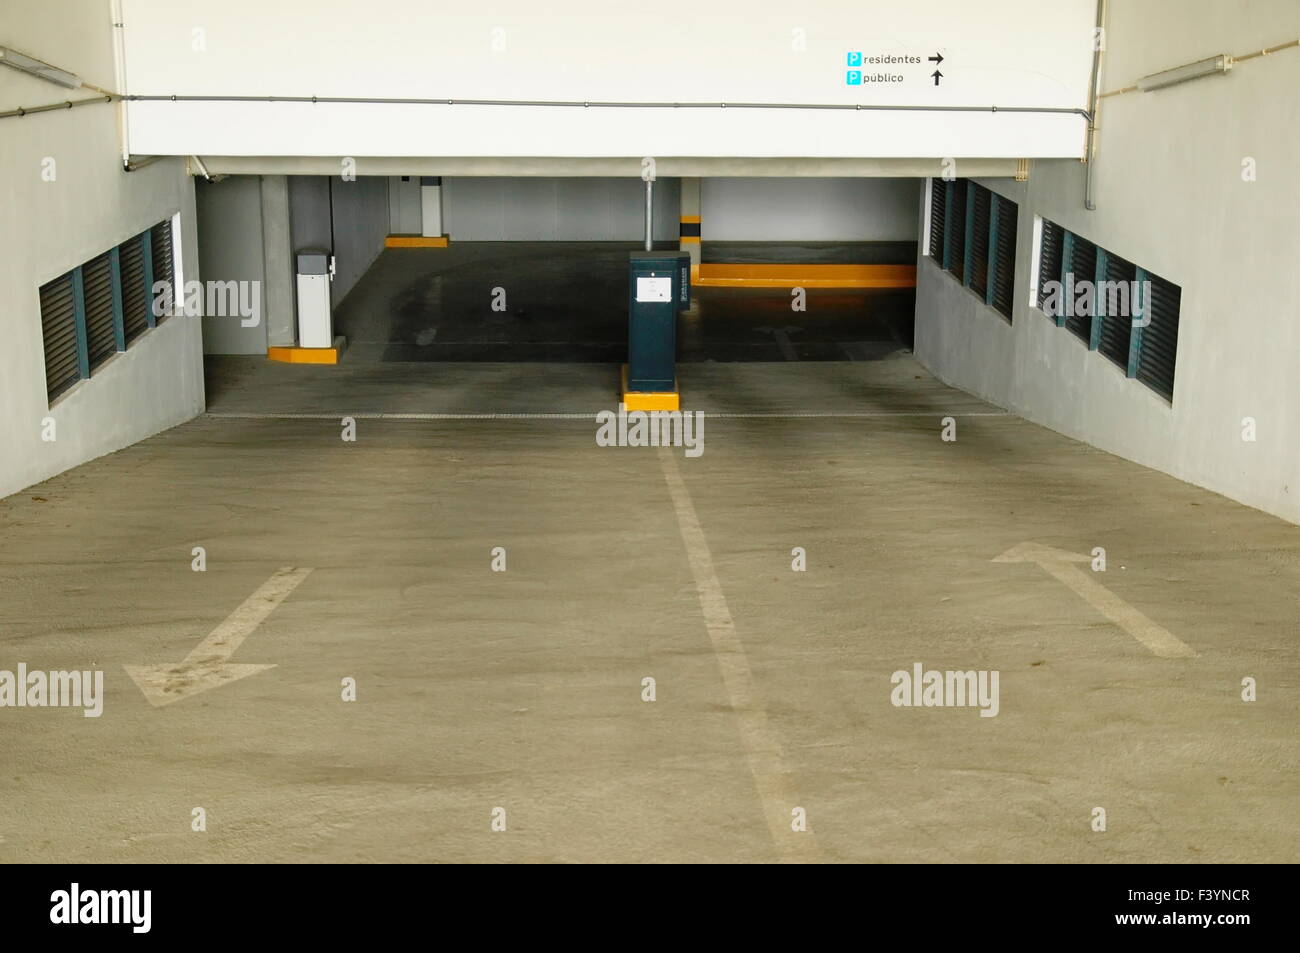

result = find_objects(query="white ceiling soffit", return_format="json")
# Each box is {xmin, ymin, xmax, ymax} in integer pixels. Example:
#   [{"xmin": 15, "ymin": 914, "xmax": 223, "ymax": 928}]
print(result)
[
  {"xmin": 119, "ymin": 0, "xmax": 1095, "ymax": 160},
  {"xmin": 180, "ymin": 156, "xmax": 1026, "ymax": 178}
]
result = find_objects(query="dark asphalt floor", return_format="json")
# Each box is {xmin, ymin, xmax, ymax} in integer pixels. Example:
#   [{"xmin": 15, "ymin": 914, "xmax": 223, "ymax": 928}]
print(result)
[{"xmin": 333, "ymin": 242, "xmax": 916, "ymax": 363}]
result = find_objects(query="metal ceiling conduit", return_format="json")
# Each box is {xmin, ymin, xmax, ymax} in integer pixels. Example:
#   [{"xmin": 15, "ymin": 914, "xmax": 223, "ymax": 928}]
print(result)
[
  {"xmin": 123, "ymin": 93, "xmax": 1090, "ymax": 117},
  {"xmin": 1083, "ymin": 0, "xmax": 1107, "ymax": 211},
  {"xmin": 0, "ymin": 44, "xmax": 119, "ymax": 119},
  {"xmin": 0, "ymin": 94, "xmax": 115, "ymax": 120}
]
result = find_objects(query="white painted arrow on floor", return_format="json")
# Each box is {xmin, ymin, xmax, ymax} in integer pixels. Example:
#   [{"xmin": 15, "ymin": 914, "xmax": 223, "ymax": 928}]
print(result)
[
  {"xmin": 993, "ymin": 543, "xmax": 1196, "ymax": 658},
  {"xmin": 125, "ymin": 567, "xmax": 313, "ymax": 707}
]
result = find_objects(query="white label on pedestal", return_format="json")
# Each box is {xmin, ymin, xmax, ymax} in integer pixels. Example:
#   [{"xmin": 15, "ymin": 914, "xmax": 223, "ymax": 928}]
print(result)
[{"xmin": 636, "ymin": 276, "xmax": 672, "ymax": 302}]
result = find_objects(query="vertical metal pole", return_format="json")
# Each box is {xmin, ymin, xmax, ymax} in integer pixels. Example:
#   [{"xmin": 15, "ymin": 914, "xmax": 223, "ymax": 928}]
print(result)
[
  {"xmin": 644, "ymin": 179, "xmax": 654, "ymax": 251},
  {"xmin": 1084, "ymin": 0, "xmax": 1108, "ymax": 210}
]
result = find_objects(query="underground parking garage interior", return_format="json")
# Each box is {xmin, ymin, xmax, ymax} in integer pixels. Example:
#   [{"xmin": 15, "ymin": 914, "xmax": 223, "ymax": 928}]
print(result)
[{"xmin": 1, "ymin": 0, "xmax": 1298, "ymax": 892}]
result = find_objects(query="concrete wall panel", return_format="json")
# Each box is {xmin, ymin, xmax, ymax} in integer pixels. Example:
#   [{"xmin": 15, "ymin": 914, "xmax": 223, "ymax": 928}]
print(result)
[
  {"xmin": 444, "ymin": 177, "xmax": 679, "ymax": 241},
  {"xmin": 702, "ymin": 177, "xmax": 919, "ymax": 241},
  {"xmin": 913, "ymin": 0, "xmax": 1300, "ymax": 524},
  {"xmin": 0, "ymin": 0, "xmax": 205, "ymax": 499}
]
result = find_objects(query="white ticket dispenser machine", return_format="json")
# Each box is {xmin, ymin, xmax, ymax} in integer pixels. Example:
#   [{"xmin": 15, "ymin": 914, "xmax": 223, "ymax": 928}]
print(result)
[{"xmin": 296, "ymin": 249, "xmax": 335, "ymax": 348}]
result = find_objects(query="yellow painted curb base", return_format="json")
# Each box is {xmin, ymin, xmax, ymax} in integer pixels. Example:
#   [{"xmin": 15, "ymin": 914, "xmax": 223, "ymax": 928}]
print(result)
[
  {"xmin": 268, "ymin": 345, "xmax": 341, "ymax": 365},
  {"xmin": 694, "ymin": 262, "xmax": 916, "ymax": 289},
  {"xmin": 621, "ymin": 365, "xmax": 680, "ymax": 411},
  {"xmin": 385, "ymin": 235, "xmax": 449, "ymax": 248}
]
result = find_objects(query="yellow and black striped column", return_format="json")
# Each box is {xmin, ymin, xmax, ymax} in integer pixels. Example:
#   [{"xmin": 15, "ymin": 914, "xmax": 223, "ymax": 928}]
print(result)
[{"xmin": 678, "ymin": 177, "xmax": 701, "ymax": 283}]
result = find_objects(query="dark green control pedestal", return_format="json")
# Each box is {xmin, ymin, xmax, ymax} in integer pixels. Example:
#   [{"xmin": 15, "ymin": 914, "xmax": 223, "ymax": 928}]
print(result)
[{"xmin": 627, "ymin": 251, "xmax": 690, "ymax": 393}]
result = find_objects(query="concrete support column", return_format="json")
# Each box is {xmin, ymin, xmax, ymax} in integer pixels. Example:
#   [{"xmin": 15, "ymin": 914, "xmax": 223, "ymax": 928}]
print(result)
[
  {"xmin": 388, "ymin": 175, "xmax": 423, "ymax": 235},
  {"xmin": 260, "ymin": 175, "xmax": 295, "ymax": 347},
  {"xmin": 678, "ymin": 176, "xmax": 701, "ymax": 278},
  {"xmin": 420, "ymin": 176, "xmax": 443, "ymax": 238}
]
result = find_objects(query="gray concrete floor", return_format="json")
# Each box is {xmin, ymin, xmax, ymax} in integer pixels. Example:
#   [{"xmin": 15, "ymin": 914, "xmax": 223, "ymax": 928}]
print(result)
[{"xmin": 1, "ymin": 356, "xmax": 1296, "ymax": 863}]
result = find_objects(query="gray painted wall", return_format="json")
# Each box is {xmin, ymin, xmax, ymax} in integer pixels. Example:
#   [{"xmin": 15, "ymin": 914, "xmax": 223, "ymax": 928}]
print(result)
[
  {"xmin": 702, "ymin": 177, "xmax": 920, "ymax": 241},
  {"xmin": 195, "ymin": 177, "xmax": 268, "ymax": 354},
  {"xmin": 288, "ymin": 175, "xmax": 389, "ymax": 309},
  {"xmin": 329, "ymin": 177, "xmax": 389, "ymax": 303},
  {"xmin": 444, "ymin": 177, "xmax": 680, "ymax": 241},
  {"xmin": 0, "ymin": 0, "xmax": 204, "ymax": 500},
  {"xmin": 194, "ymin": 174, "xmax": 388, "ymax": 351},
  {"xmin": 913, "ymin": 0, "xmax": 1300, "ymax": 525},
  {"xmin": 289, "ymin": 176, "xmax": 331, "ymax": 250}
]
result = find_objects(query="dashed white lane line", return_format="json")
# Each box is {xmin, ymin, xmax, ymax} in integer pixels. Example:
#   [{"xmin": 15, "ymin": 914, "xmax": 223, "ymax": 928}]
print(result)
[{"xmin": 657, "ymin": 446, "xmax": 821, "ymax": 862}]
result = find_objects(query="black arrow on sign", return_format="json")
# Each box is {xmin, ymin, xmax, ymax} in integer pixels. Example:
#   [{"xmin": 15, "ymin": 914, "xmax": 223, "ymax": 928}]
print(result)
[
  {"xmin": 931, "ymin": 70, "xmax": 943, "ymax": 86},
  {"xmin": 928, "ymin": 53, "xmax": 944, "ymax": 65}
]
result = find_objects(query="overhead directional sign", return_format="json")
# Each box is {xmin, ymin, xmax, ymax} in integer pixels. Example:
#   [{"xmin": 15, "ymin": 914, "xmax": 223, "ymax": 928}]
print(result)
[{"xmin": 845, "ymin": 49, "xmax": 947, "ymax": 87}]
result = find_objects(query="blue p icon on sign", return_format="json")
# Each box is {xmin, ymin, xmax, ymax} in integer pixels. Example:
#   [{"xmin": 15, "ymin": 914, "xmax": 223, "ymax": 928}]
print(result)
[
  {"xmin": 846, "ymin": 70, "xmax": 862, "ymax": 85},
  {"xmin": 847, "ymin": 51, "xmax": 862, "ymax": 67}
]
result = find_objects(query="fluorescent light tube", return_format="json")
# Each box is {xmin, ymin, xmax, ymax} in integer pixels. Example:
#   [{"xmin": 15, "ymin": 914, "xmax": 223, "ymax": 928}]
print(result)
[
  {"xmin": 1137, "ymin": 55, "xmax": 1233, "ymax": 92},
  {"xmin": 0, "ymin": 46, "xmax": 82, "ymax": 88}
]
